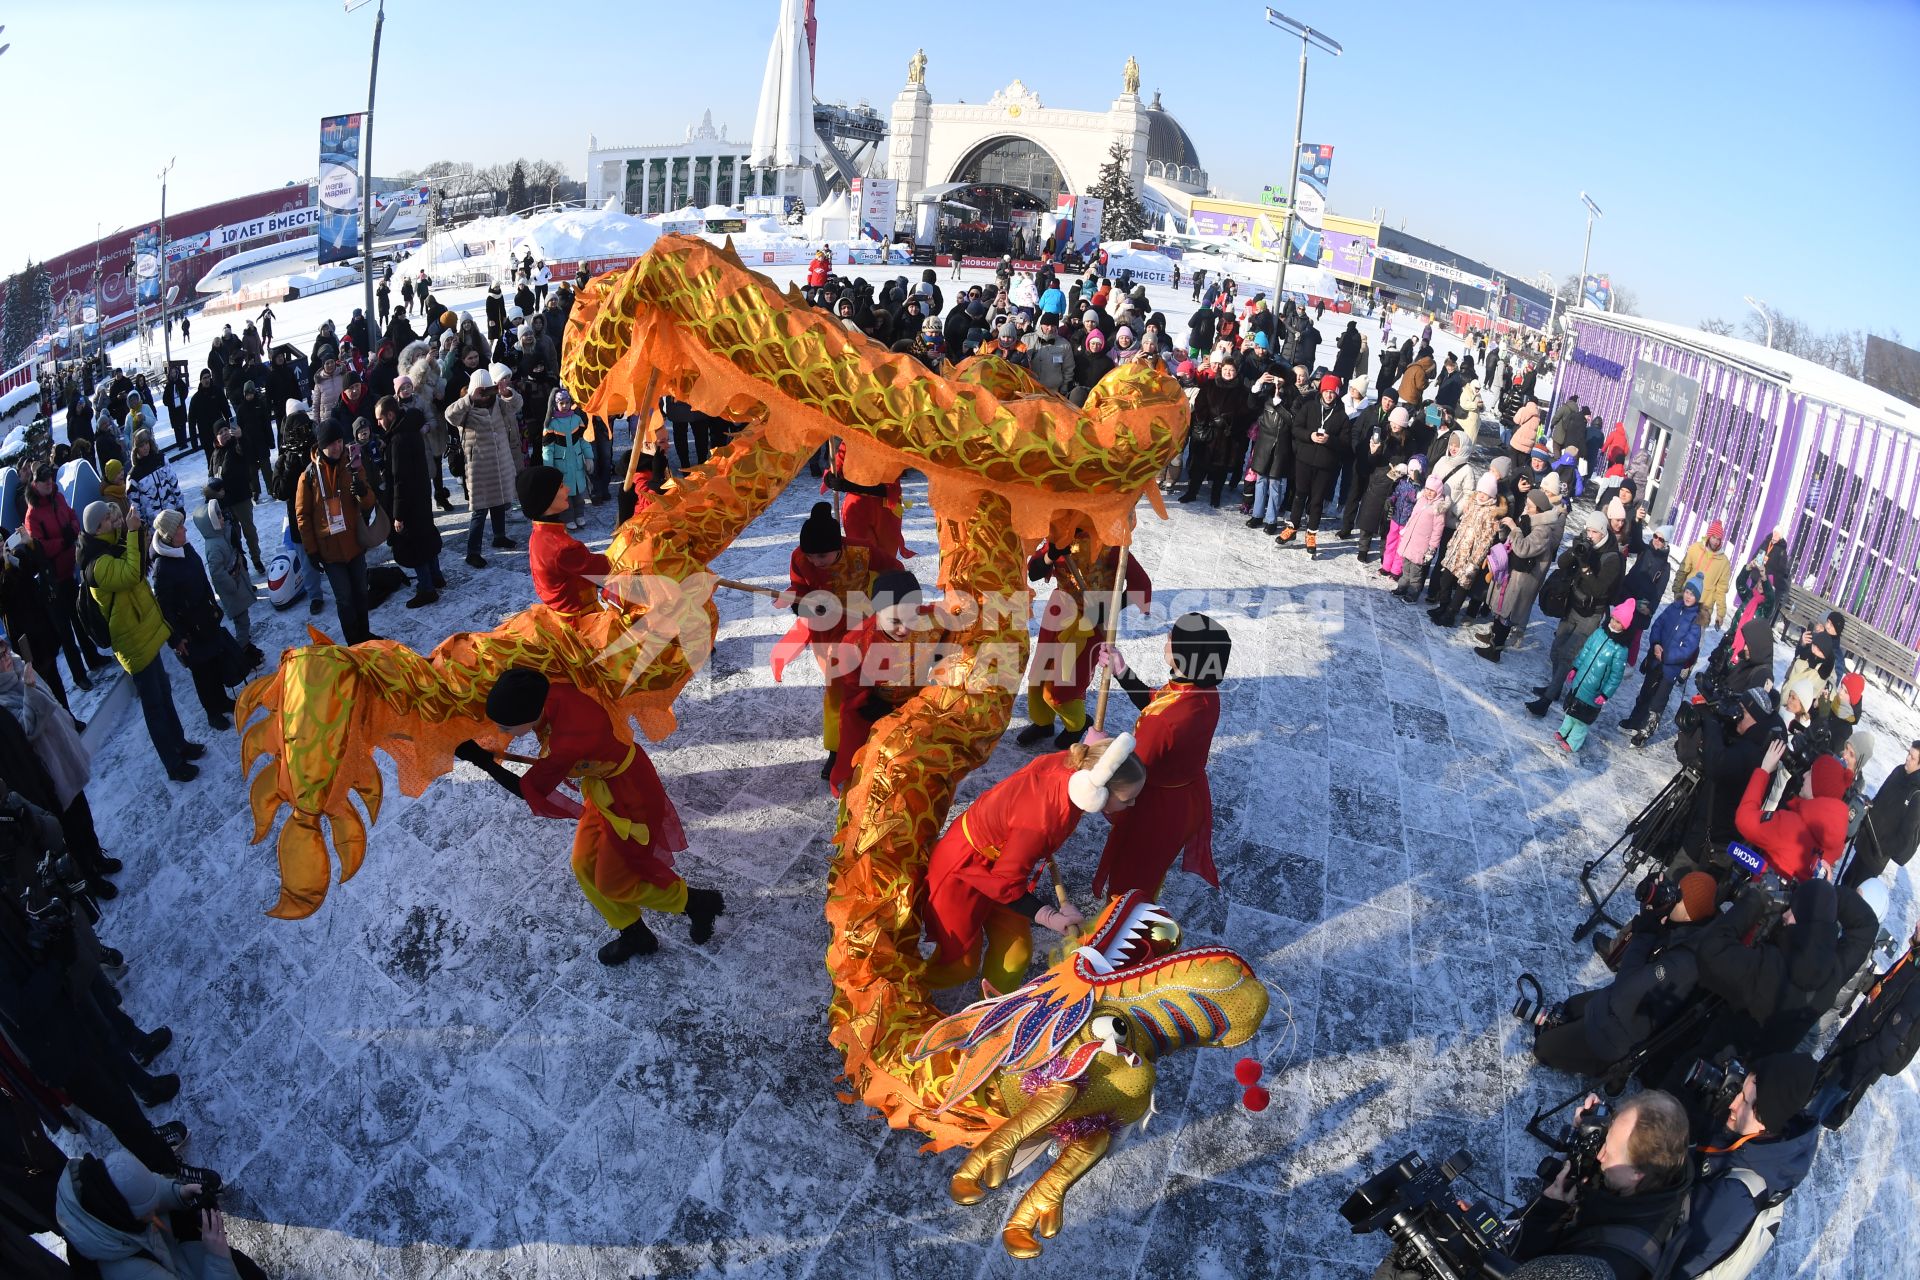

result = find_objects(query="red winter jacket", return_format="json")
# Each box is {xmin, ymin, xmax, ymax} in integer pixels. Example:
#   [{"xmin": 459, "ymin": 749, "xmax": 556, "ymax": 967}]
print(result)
[
  {"xmin": 26, "ymin": 490, "xmax": 82, "ymax": 581},
  {"xmin": 1734, "ymin": 757, "xmax": 1853, "ymax": 880}
]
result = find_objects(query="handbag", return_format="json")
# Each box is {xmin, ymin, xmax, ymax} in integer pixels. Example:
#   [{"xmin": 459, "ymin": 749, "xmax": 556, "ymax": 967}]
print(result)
[{"xmin": 357, "ymin": 496, "xmax": 391, "ymax": 551}]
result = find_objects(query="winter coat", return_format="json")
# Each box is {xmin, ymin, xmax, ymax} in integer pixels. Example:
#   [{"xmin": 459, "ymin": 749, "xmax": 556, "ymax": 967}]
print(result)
[
  {"xmin": 1396, "ymin": 355, "xmax": 1436, "ymax": 404},
  {"xmin": 79, "ymin": 531, "xmax": 169, "ymax": 675},
  {"xmin": 126, "ymin": 451, "xmax": 184, "ymax": 524},
  {"xmin": 1356, "ymin": 467, "xmax": 1399, "ymax": 536},
  {"xmin": 295, "ymin": 451, "xmax": 369, "ymax": 567},
  {"xmin": 1388, "ymin": 477, "xmax": 1422, "ymax": 528},
  {"xmin": 1726, "ymin": 616, "xmax": 1774, "ymax": 693},
  {"xmin": 1291, "ymin": 396, "xmax": 1349, "ymax": 472},
  {"xmin": 541, "ymin": 416, "xmax": 592, "ymax": 496},
  {"xmin": 24, "ymin": 489, "xmax": 83, "ymax": 581},
  {"xmin": 1573, "ymin": 923, "xmax": 1706, "ymax": 1069},
  {"xmin": 1561, "ymin": 534, "xmax": 1626, "ymax": 619},
  {"xmin": 385, "ymin": 408, "xmax": 444, "ymax": 569},
  {"xmin": 1396, "ymin": 491, "xmax": 1445, "ymax": 568},
  {"xmin": 1247, "ymin": 392, "xmax": 1297, "ymax": 479},
  {"xmin": 1509, "ymin": 401, "xmax": 1542, "ymax": 453},
  {"xmin": 1644, "ymin": 599, "xmax": 1702, "ymax": 681},
  {"xmin": 54, "ymin": 1162, "xmax": 243, "ymax": 1280},
  {"xmin": 1455, "ymin": 379, "xmax": 1484, "ymax": 442},
  {"xmin": 1549, "ymin": 402, "xmax": 1585, "ymax": 454},
  {"xmin": 1566, "ymin": 623, "xmax": 1628, "ymax": 706},
  {"xmin": 445, "ymin": 386, "xmax": 522, "ymax": 511},
  {"xmin": 1442, "ymin": 492, "xmax": 1500, "ymax": 582},
  {"xmin": 1675, "ymin": 540, "xmax": 1733, "ymax": 628},
  {"xmin": 1622, "ymin": 546, "xmax": 1674, "ymax": 631},
  {"xmin": 1189, "ymin": 376, "xmax": 1257, "ymax": 466},
  {"xmin": 1430, "ymin": 451, "xmax": 1475, "ymax": 529},
  {"xmin": 1332, "ymin": 326, "xmax": 1361, "ymax": 379},
  {"xmin": 1822, "ymin": 946, "xmax": 1920, "ymax": 1129},
  {"xmin": 191, "ymin": 506, "xmax": 254, "ymax": 621},
  {"xmin": 1696, "ymin": 883, "xmax": 1837, "ymax": 1045},
  {"xmin": 1677, "ymin": 1116, "xmax": 1819, "ymax": 1278},
  {"xmin": 187, "ymin": 386, "xmax": 230, "ymax": 438},
  {"xmin": 150, "ymin": 540, "xmax": 226, "ymax": 659}
]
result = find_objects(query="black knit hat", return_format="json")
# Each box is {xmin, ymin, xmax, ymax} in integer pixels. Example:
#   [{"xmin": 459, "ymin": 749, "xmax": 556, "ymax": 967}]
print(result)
[
  {"xmin": 1169, "ymin": 612, "xmax": 1231, "ymax": 686},
  {"xmin": 485, "ymin": 668, "xmax": 550, "ymax": 727},
  {"xmin": 316, "ymin": 418, "xmax": 349, "ymax": 448},
  {"xmin": 800, "ymin": 501, "xmax": 842, "ymax": 554},
  {"xmin": 1750, "ymin": 1052, "xmax": 1817, "ymax": 1130},
  {"xmin": 870, "ymin": 569, "xmax": 922, "ymax": 613},
  {"xmin": 516, "ymin": 464, "xmax": 564, "ymax": 521}
]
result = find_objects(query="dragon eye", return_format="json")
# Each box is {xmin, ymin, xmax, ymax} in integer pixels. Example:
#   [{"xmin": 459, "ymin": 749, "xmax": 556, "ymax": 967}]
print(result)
[{"xmin": 1091, "ymin": 1014, "xmax": 1126, "ymax": 1041}]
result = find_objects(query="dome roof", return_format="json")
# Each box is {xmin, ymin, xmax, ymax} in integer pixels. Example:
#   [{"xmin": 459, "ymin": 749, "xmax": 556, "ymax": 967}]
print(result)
[{"xmin": 1144, "ymin": 91, "xmax": 1200, "ymax": 170}]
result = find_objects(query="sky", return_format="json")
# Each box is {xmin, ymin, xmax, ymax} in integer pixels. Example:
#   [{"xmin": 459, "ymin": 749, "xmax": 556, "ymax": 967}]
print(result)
[{"xmin": 2, "ymin": 0, "xmax": 1916, "ymax": 337}]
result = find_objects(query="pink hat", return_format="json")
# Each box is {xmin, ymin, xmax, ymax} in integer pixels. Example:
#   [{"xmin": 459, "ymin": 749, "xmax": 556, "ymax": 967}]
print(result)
[
  {"xmin": 1423, "ymin": 474, "xmax": 1444, "ymax": 493},
  {"xmin": 1608, "ymin": 599, "xmax": 1637, "ymax": 629},
  {"xmin": 1476, "ymin": 472, "xmax": 1500, "ymax": 497},
  {"xmin": 1605, "ymin": 498, "xmax": 1626, "ymax": 521}
]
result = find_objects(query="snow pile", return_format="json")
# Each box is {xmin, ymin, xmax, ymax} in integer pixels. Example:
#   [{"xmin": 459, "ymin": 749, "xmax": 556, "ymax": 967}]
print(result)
[{"xmin": 0, "ymin": 379, "xmax": 40, "ymax": 419}]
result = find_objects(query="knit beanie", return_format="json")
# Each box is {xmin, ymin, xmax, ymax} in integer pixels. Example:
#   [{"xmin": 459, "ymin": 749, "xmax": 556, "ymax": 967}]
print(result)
[
  {"xmin": 1317, "ymin": 373, "xmax": 1339, "ymax": 393},
  {"xmin": 1542, "ymin": 472, "xmax": 1564, "ymax": 496},
  {"xmin": 870, "ymin": 569, "xmax": 922, "ymax": 614},
  {"xmin": 1841, "ymin": 672, "xmax": 1865, "ymax": 706},
  {"xmin": 1388, "ymin": 406, "xmax": 1409, "ymax": 428},
  {"xmin": 1683, "ymin": 573, "xmax": 1705, "ymax": 599},
  {"xmin": 799, "ymin": 501, "xmax": 842, "ymax": 554},
  {"xmin": 1475, "ymin": 471, "xmax": 1500, "ymax": 498},
  {"xmin": 1423, "ymin": 473, "xmax": 1443, "ymax": 493},
  {"xmin": 317, "ymin": 418, "xmax": 348, "ymax": 448},
  {"xmin": 1809, "ymin": 754, "xmax": 1853, "ymax": 800},
  {"xmin": 1750, "ymin": 1052, "xmax": 1818, "ymax": 1130},
  {"xmin": 1676, "ymin": 871, "xmax": 1718, "ymax": 923},
  {"xmin": 1168, "ymin": 612, "xmax": 1231, "ymax": 687},
  {"xmin": 516, "ymin": 465, "xmax": 565, "ymax": 521},
  {"xmin": 1527, "ymin": 488, "xmax": 1552, "ymax": 513},
  {"xmin": 1605, "ymin": 497, "xmax": 1626, "ymax": 521},
  {"xmin": 1608, "ymin": 599, "xmax": 1636, "ymax": 630},
  {"xmin": 103, "ymin": 459, "xmax": 123, "ymax": 484},
  {"xmin": 485, "ymin": 668, "xmax": 550, "ymax": 727},
  {"xmin": 1784, "ymin": 674, "xmax": 1824, "ymax": 713},
  {"xmin": 151, "ymin": 509, "xmax": 185, "ymax": 542},
  {"xmin": 1851, "ymin": 730, "xmax": 1876, "ymax": 772},
  {"xmin": 81, "ymin": 500, "xmax": 114, "ymax": 534}
]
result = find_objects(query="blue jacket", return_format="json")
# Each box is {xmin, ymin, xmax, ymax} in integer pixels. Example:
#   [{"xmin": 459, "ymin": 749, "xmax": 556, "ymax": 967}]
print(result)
[
  {"xmin": 1645, "ymin": 598, "xmax": 1703, "ymax": 681},
  {"xmin": 1568, "ymin": 625, "xmax": 1628, "ymax": 706},
  {"xmin": 1677, "ymin": 1116, "xmax": 1820, "ymax": 1277}
]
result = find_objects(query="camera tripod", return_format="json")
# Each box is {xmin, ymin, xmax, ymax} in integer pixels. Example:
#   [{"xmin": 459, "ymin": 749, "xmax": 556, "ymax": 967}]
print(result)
[
  {"xmin": 1526, "ymin": 993, "xmax": 1723, "ymax": 1154},
  {"xmin": 1572, "ymin": 767, "xmax": 1700, "ymax": 943}
]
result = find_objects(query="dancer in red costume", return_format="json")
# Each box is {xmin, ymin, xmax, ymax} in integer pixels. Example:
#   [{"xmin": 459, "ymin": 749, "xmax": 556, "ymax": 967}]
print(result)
[
  {"xmin": 1090, "ymin": 612, "xmax": 1231, "ymax": 898},
  {"xmin": 477, "ymin": 668, "xmax": 725, "ymax": 965},
  {"xmin": 771, "ymin": 502, "xmax": 879, "ymax": 780},
  {"xmin": 922, "ymin": 734, "xmax": 1145, "ymax": 994},
  {"xmin": 1016, "ymin": 531, "xmax": 1151, "ymax": 750},
  {"xmin": 517, "ymin": 465, "xmax": 609, "ymax": 617},
  {"xmin": 827, "ymin": 569, "xmax": 940, "ymax": 796}
]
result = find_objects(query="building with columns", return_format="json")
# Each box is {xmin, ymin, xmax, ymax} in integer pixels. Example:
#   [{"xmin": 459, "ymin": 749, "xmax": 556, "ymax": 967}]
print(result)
[
  {"xmin": 886, "ymin": 52, "xmax": 1208, "ymax": 224},
  {"xmin": 585, "ymin": 112, "xmax": 786, "ymax": 215}
]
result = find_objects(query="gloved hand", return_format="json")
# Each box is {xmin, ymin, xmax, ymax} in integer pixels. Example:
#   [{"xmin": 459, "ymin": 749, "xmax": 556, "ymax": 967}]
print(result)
[{"xmin": 1594, "ymin": 694, "xmax": 1606, "ymax": 706}]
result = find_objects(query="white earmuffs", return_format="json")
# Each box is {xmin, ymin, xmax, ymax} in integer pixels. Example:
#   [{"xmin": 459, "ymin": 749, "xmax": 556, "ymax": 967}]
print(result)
[{"xmin": 1068, "ymin": 732, "xmax": 1137, "ymax": 813}]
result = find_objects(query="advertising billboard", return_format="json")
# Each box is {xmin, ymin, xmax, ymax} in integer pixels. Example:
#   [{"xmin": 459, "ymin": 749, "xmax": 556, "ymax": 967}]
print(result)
[
  {"xmin": 1073, "ymin": 195, "xmax": 1104, "ymax": 255},
  {"xmin": 1289, "ymin": 144, "xmax": 1333, "ymax": 268},
  {"xmin": 1323, "ymin": 229, "xmax": 1375, "ymax": 280},
  {"xmin": 317, "ymin": 113, "xmax": 364, "ymax": 265},
  {"xmin": 850, "ymin": 177, "xmax": 898, "ymax": 242},
  {"xmin": 131, "ymin": 230, "xmax": 161, "ymax": 305},
  {"xmin": 1583, "ymin": 273, "xmax": 1611, "ymax": 310},
  {"xmin": 1188, "ymin": 197, "xmax": 1287, "ymax": 245}
]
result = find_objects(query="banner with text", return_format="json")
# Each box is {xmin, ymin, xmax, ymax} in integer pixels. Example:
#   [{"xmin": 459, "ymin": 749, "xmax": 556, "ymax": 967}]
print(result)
[
  {"xmin": 317, "ymin": 113, "xmax": 365, "ymax": 265},
  {"xmin": 1073, "ymin": 194, "xmax": 1104, "ymax": 256},
  {"xmin": 132, "ymin": 230, "xmax": 161, "ymax": 305},
  {"xmin": 1583, "ymin": 273, "xmax": 1611, "ymax": 310},
  {"xmin": 1289, "ymin": 144, "xmax": 1333, "ymax": 268},
  {"xmin": 850, "ymin": 177, "xmax": 899, "ymax": 242}
]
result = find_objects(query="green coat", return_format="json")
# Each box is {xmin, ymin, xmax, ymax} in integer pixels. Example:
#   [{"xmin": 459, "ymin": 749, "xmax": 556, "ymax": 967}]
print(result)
[{"xmin": 82, "ymin": 530, "xmax": 170, "ymax": 674}]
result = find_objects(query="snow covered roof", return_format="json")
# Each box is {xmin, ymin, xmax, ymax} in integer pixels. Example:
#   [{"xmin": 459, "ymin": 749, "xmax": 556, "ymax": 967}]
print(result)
[{"xmin": 1572, "ymin": 309, "xmax": 1919, "ymax": 436}]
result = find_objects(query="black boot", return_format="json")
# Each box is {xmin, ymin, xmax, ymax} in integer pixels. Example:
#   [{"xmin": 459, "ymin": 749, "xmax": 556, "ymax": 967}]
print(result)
[
  {"xmin": 1053, "ymin": 724, "xmax": 1087, "ymax": 750},
  {"xmin": 685, "ymin": 887, "xmax": 725, "ymax": 944},
  {"xmin": 818, "ymin": 751, "xmax": 835, "ymax": 780},
  {"xmin": 134, "ymin": 1027, "xmax": 173, "ymax": 1067},
  {"xmin": 1356, "ymin": 533, "xmax": 1373, "ymax": 563},
  {"xmin": 597, "ymin": 920, "xmax": 659, "ymax": 965},
  {"xmin": 1014, "ymin": 723, "xmax": 1054, "ymax": 747},
  {"xmin": 1524, "ymin": 692, "xmax": 1555, "ymax": 718},
  {"xmin": 1474, "ymin": 619, "xmax": 1511, "ymax": 662}
]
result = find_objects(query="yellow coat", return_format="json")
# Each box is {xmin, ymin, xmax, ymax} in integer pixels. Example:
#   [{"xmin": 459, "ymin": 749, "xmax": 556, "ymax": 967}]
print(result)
[{"xmin": 1674, "ymin": 541, "xmax": 1732, "ymax": 628}]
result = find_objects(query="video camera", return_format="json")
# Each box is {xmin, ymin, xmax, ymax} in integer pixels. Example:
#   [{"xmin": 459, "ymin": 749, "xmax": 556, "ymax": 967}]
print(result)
[
  {"xmin": 1722, "ymin": 847, "xmax": 1797, "ymax": 940},
  {"xmin": 1534, "ymin": 1100, "xmax": 1612, "ymax": 1190},
  {"xmin": 1341, "ymin": 1149, "xmax": 1517, "ymax": 1280}
]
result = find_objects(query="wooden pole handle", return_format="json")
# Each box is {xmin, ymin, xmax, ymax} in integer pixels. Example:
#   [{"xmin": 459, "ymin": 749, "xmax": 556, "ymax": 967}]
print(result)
[
  {"xmin": 620, "ymin": 368, "xmax": 663, "ymax": 493},
  {"xmin": 713, "ymin": 577, "xmax": 782, "ymax": 599},
  {"xmin": 1090, "ymin": 544, "xmax": 1131, "ymax": 734}
]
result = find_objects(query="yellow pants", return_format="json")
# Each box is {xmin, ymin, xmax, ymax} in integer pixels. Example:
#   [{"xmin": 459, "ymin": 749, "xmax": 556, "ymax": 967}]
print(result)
[
  {"xmin": 925, "ymin": 907, "xmax": 1033, "ymax": 996},
  {"xmin": 822, "ymin": 682, "xmax": 845, "ymax": 753},
  {"xmin": 571, "ymin": 839, "xmax": 688, "ymax": 930},
  {"xmin": 1027, "ymin": 624, "xmax": 1090, "ymax": 732}
]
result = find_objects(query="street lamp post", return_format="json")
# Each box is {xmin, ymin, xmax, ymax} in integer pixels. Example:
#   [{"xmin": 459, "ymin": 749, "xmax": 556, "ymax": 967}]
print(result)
[
  {"xmin": 158, "ymin": 158, "xmax": 175, "ymax": 384},
  {"xmin": 347, "ymin": 0, "xmax": 386, "ymax": 356},
  {"xmin": 1546, "ymin": 192, "xmax": 1602, "ymax": 338},
  {"xmin": 1264, "ymin": 9, "xmax": 1342, "ymax": 302},
  {"xmin": 1743, "ymin": 295, "xmax": 1775, "ymax": 349}
]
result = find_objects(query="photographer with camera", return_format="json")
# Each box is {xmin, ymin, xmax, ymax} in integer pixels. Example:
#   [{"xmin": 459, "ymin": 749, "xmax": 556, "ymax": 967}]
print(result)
[
  {"xmin": 1673, "ymin": 1053, "xmax": 1820, "ymax": 1279},
  {"xmin": 55, "ymin": 1151, "xmax": 261, "ymax": 1279},
  {"xmin": 1533, "ymin": 874, "xmax": 1719, "ymax": 1079},
  {"xmin": 1674, "ymin": 689, "xmax": 1776, "ymax": 870},
  {"xmin": 1512, "ymin": 1091, "xmax": 1694, "ymax": 1280},
  {"xmin": 1526, "ymin": 509, "xmax": 1626, "ymax": 719},
  {"xmin": 1733, "ymin": 742, "xmax": 1851, "ymax": 881},
  {"xmin": 1842, "ymin": 738, "xmax": 1920, "ymax": 890}
]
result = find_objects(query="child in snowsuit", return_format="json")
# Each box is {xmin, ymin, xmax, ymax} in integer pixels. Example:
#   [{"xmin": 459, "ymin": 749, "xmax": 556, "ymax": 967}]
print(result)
[
  {"xmin": 1391, "ymin": 474, "xmax": 1445, "ymax": 601},
  {"xmin": 541, "ymin": 389, "xmax": 591, "ymax": 530},
  {"xmin": 1379, "ymin": 455, "xmax": 1425, "ymax": 577},
  {"xmin": 1554, "ymin": 599, "xmax": 1634, "ymax": 754}
]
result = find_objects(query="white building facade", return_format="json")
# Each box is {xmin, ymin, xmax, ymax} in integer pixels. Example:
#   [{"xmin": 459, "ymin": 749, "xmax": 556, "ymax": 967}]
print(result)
[{"xmin": 585, "ymin": 113, "xmax": 785, "ymax": 215}]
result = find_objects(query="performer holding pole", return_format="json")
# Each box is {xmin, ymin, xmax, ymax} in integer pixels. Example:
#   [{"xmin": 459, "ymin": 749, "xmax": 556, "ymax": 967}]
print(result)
[
  {"xmin": 826, "ymin": 569, "xmax": 936, "ymax": 796},
  {"xmin": 1016, "ymin": 529, "xmax": 1151, "ymax": 750},
  {"xmin": 1090, "ymin": 613, "xmax": 1231, "ymax": 898},
  {"xmin": 518, "ymin": 464, "xmax": 610, "ymax": 618},
  {"xmin": 770, "ymin": 502, "xmax": 881, "ymax": 780},
  {"xmin": 922, "ymin": 735, "xmax": 1145, "ymax": 994},
  {"xmin": 473, "ymin": 668, "xmax": 725, "ymax": 965}
]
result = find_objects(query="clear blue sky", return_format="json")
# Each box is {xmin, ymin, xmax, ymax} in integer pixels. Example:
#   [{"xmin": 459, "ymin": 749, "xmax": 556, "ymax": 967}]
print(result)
[{"xmin": 2, "ymin": 0, "xmax": 1914, "ymax": 336}]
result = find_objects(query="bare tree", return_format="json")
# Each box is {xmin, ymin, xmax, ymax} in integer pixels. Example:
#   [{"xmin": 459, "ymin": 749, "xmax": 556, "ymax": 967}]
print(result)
[{"xmin": 1699, "ymin": 317, "xmax": 1737, "ymax": 337}]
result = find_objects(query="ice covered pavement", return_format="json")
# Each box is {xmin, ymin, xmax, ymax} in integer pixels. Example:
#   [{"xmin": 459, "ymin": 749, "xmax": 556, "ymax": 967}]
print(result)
[{"xmin": 69, "ymin": 287, "xmax": 1916, "ymax": 1279}]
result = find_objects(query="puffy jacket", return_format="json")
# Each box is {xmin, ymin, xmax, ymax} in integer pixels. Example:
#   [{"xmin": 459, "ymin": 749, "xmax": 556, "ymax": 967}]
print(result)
[
  {"xmin": 79, "ymin": 530, "xmax": 169, "ymax": 674},
  {"xmin": 126, "ymin": 452, "xmax": 184, "ymax": 523},
  {"xmin": 25, "ymin": 489, "xmax": 83, "ymax": 580},
  {"xmin": 1561, "ymin": 534, "xmax": 1625, "ymax": 618},
  {"xmin": 445, "ymin": 386, "xmax": 523, "ymax": 511},
  {"xmin": 1675, "ymin": 540, "xmax": 1733, "ymax": 628},
  {"xmin": 1644, "ymin": 599, "xmax": 1702, "ymax": 680},
  {"xmin": 191, "ymin": 504, "xmax": 255, "ymax": 621},
  {"xmin": 1396, "ymin": 491, "xmax": 1446, "ymax": 567},
  {"xmin": 1247, "ymin": 392, "xmax": 1297, "ymax": 479},
  {"xmin": 54, "ymin": 1161, "xmax": 243, "ymax": 1280},
  {"xmin": 1735, "ymin": 761, "xmax": 1852, "ymax": 881},
  {"xmin": 1677, "ymin": 1117, "xmax": 1820, "ymax": 1278},
  {"xmin": 1430, "ymin": 452, "xmax": 1475, "ymax": 529},
  {"xmin": 1291, "ymin": 396, "xmax": 1348, "ymax": 471},
  {"xmin": 1396, "ymin": 355, "xmax": 1436, "ymax": 404},
  {"xmin": 1508, "ymin": 401, "xmax": 1542, "ymax": 453},
  {"xmin": 1575, "ymin": 924, "xmax": 1706, "ymax": 1068},
  {"xmin": 1566, "ymin": 624, "xmax": 1628, "ymax": 706}
]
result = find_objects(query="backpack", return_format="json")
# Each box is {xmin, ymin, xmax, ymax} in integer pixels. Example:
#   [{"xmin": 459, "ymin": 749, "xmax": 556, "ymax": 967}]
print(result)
[
  {"xmin": 76, "ymin": 561, "xmax": 115, "ymax": 649},
  {"xmin": 1540, "ymin": 566, "xmax": 1574, "ymax": 618}
]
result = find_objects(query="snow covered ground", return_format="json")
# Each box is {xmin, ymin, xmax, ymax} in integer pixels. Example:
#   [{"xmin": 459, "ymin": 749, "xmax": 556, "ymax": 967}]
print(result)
[{"xmin": 54, "ymin": 267, "xmax": 1918, "ymax": 1279}]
